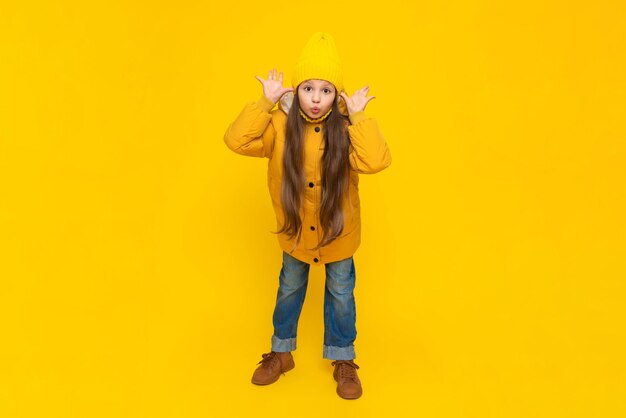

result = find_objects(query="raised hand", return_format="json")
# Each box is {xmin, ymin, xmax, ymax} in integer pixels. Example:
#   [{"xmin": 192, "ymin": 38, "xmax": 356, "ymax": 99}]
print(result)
[
  {"xmin": 255, "ymin": 69, "xmax": 294, "ymax": 104},
  {"xmin": 339, "ymin": 86, "xmax": 376, "ymax": 115}
]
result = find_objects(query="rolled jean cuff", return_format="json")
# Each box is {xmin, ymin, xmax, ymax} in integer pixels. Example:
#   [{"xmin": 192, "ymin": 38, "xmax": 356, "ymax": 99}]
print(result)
[
  {"xmin": 272, "ymin": 335, "xmax": 296, "ymax": 352},
  {"xmin": 323, "ymin": 344, "xmax": 356, "ymax": 360}
]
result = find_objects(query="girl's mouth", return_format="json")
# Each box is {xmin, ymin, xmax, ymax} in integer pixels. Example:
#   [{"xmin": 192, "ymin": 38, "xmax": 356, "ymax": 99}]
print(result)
[{"xmin": 311, "ymin": 108, "xmax": 320, "ymax": 114}]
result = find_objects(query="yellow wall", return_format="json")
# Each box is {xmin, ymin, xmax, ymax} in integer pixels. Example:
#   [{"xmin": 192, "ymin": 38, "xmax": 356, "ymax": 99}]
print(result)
[{"xmin": 1, "ymin": 1, "xmax": 624, "ymax": 417}]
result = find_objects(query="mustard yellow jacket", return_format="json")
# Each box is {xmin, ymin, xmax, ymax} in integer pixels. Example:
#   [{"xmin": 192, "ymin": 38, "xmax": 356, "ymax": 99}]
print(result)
[{"xmin": 224, "ymin": 93, "xmax": 391, "ymax": 265}]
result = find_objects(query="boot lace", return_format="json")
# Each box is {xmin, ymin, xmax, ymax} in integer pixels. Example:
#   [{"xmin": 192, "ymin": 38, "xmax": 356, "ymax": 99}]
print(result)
[
  {"xmin": 332, "ymin": 360, "xmax": 360, "ymax": 383},
  {"xmin": 257, "ymin": 352, "xmax": 279, "ymax": 369}
]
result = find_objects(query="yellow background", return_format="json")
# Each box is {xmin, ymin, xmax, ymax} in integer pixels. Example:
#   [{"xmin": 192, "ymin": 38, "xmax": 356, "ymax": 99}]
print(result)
[{"xmin": 1, "ymin": 1, "xmax": 625, "ymax": 417}]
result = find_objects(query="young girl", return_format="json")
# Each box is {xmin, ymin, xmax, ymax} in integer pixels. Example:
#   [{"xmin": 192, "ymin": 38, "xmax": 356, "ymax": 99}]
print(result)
[{"xmin": 223, "ymin": 32, "xmax": 391, "ymax": 400}]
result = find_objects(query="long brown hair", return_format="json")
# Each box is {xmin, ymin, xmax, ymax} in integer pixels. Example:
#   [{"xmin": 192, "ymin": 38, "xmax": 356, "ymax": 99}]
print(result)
[{"xmin": 276, "ymin": 91, "xmax": 350, "ymax": 251}]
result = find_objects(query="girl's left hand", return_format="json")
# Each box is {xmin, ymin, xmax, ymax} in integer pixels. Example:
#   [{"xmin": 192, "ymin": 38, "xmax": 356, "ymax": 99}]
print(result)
[{"xmin": 339, "ymin": 86, "xmax": 376, "ymax": 115}]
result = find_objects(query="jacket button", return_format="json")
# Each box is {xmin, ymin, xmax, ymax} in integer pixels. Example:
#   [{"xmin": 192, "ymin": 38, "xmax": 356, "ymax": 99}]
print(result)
[
  {"xmin": 308, "ymin": 182, "xmax": 314, "ymax": 188},
  {"xmin": 310, "ymin": 226, "xmax": 315, "ymax": 231},
  {"xmin": 314, "ymin": 126, "xmax": 320, "ymax": 132},
  {"xmin": 313, "ymin": 258, "xmax": 319, "ymax": 263}
]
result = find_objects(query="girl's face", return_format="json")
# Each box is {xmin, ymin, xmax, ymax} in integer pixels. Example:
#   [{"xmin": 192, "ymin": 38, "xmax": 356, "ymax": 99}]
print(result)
[{"xmin": 297, "ymin": 79, "xmax": 336, "ymax": 119}]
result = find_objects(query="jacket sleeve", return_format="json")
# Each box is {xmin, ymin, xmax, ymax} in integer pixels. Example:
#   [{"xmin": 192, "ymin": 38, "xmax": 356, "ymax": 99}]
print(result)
[
  {"xmin": 347, "ymin": 111, "xmax": 392, "ymax": 174},
  {"xmin": 223, "ymin": 95, "xmax": 276, "ymax": 158}
]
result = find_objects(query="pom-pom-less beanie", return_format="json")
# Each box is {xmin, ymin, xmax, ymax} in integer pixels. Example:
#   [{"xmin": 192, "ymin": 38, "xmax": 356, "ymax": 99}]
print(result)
[{"xmin": 292, "ymin": 32, "xmax": 343, "ymax": 93}]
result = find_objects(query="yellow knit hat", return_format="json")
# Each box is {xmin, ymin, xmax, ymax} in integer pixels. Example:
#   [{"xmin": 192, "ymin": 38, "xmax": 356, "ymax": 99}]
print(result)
[{"xmin": 292, "ymin": 32, "xmax": 343, "ymax": 93}]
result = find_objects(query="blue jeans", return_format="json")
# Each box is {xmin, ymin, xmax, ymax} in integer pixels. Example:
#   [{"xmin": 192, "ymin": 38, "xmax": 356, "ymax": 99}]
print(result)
[{"xmin": 271, "ymin": 251, "xmax": 357, "ymax": 360}]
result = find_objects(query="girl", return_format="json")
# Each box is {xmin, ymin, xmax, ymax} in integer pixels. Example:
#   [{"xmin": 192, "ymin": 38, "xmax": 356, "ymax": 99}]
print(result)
[{"xmin": 223, "ymin": 32, "xmax": 391, "ymax": 400}]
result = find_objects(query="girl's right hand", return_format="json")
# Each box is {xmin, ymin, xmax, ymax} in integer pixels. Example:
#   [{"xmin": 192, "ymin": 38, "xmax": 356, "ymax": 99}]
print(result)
[{"xmin": 255, "ymin": 69, "xmax": 294, "ymax": 104}]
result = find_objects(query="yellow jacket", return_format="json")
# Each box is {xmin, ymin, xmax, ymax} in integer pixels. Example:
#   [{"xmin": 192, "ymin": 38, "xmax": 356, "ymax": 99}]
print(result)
[{"xmin": 224, "ymin": 93, "xmax": 391, "ymax": 265}]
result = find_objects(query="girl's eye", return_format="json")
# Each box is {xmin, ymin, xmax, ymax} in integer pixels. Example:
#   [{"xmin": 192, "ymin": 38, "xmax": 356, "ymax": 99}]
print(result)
[{"xmin": 304, "ymin": 86, "xmax": 311, "ymax": 91}]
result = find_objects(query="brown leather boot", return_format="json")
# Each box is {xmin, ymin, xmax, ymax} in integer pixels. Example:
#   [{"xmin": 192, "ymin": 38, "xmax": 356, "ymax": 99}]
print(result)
[
  {"xmin": 332, "ymin": 360, "xmax": 362, "ymax": 399},
  {"xmin": 251, "ymin": 351, "xmax": 295, "ymax": 385}
]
